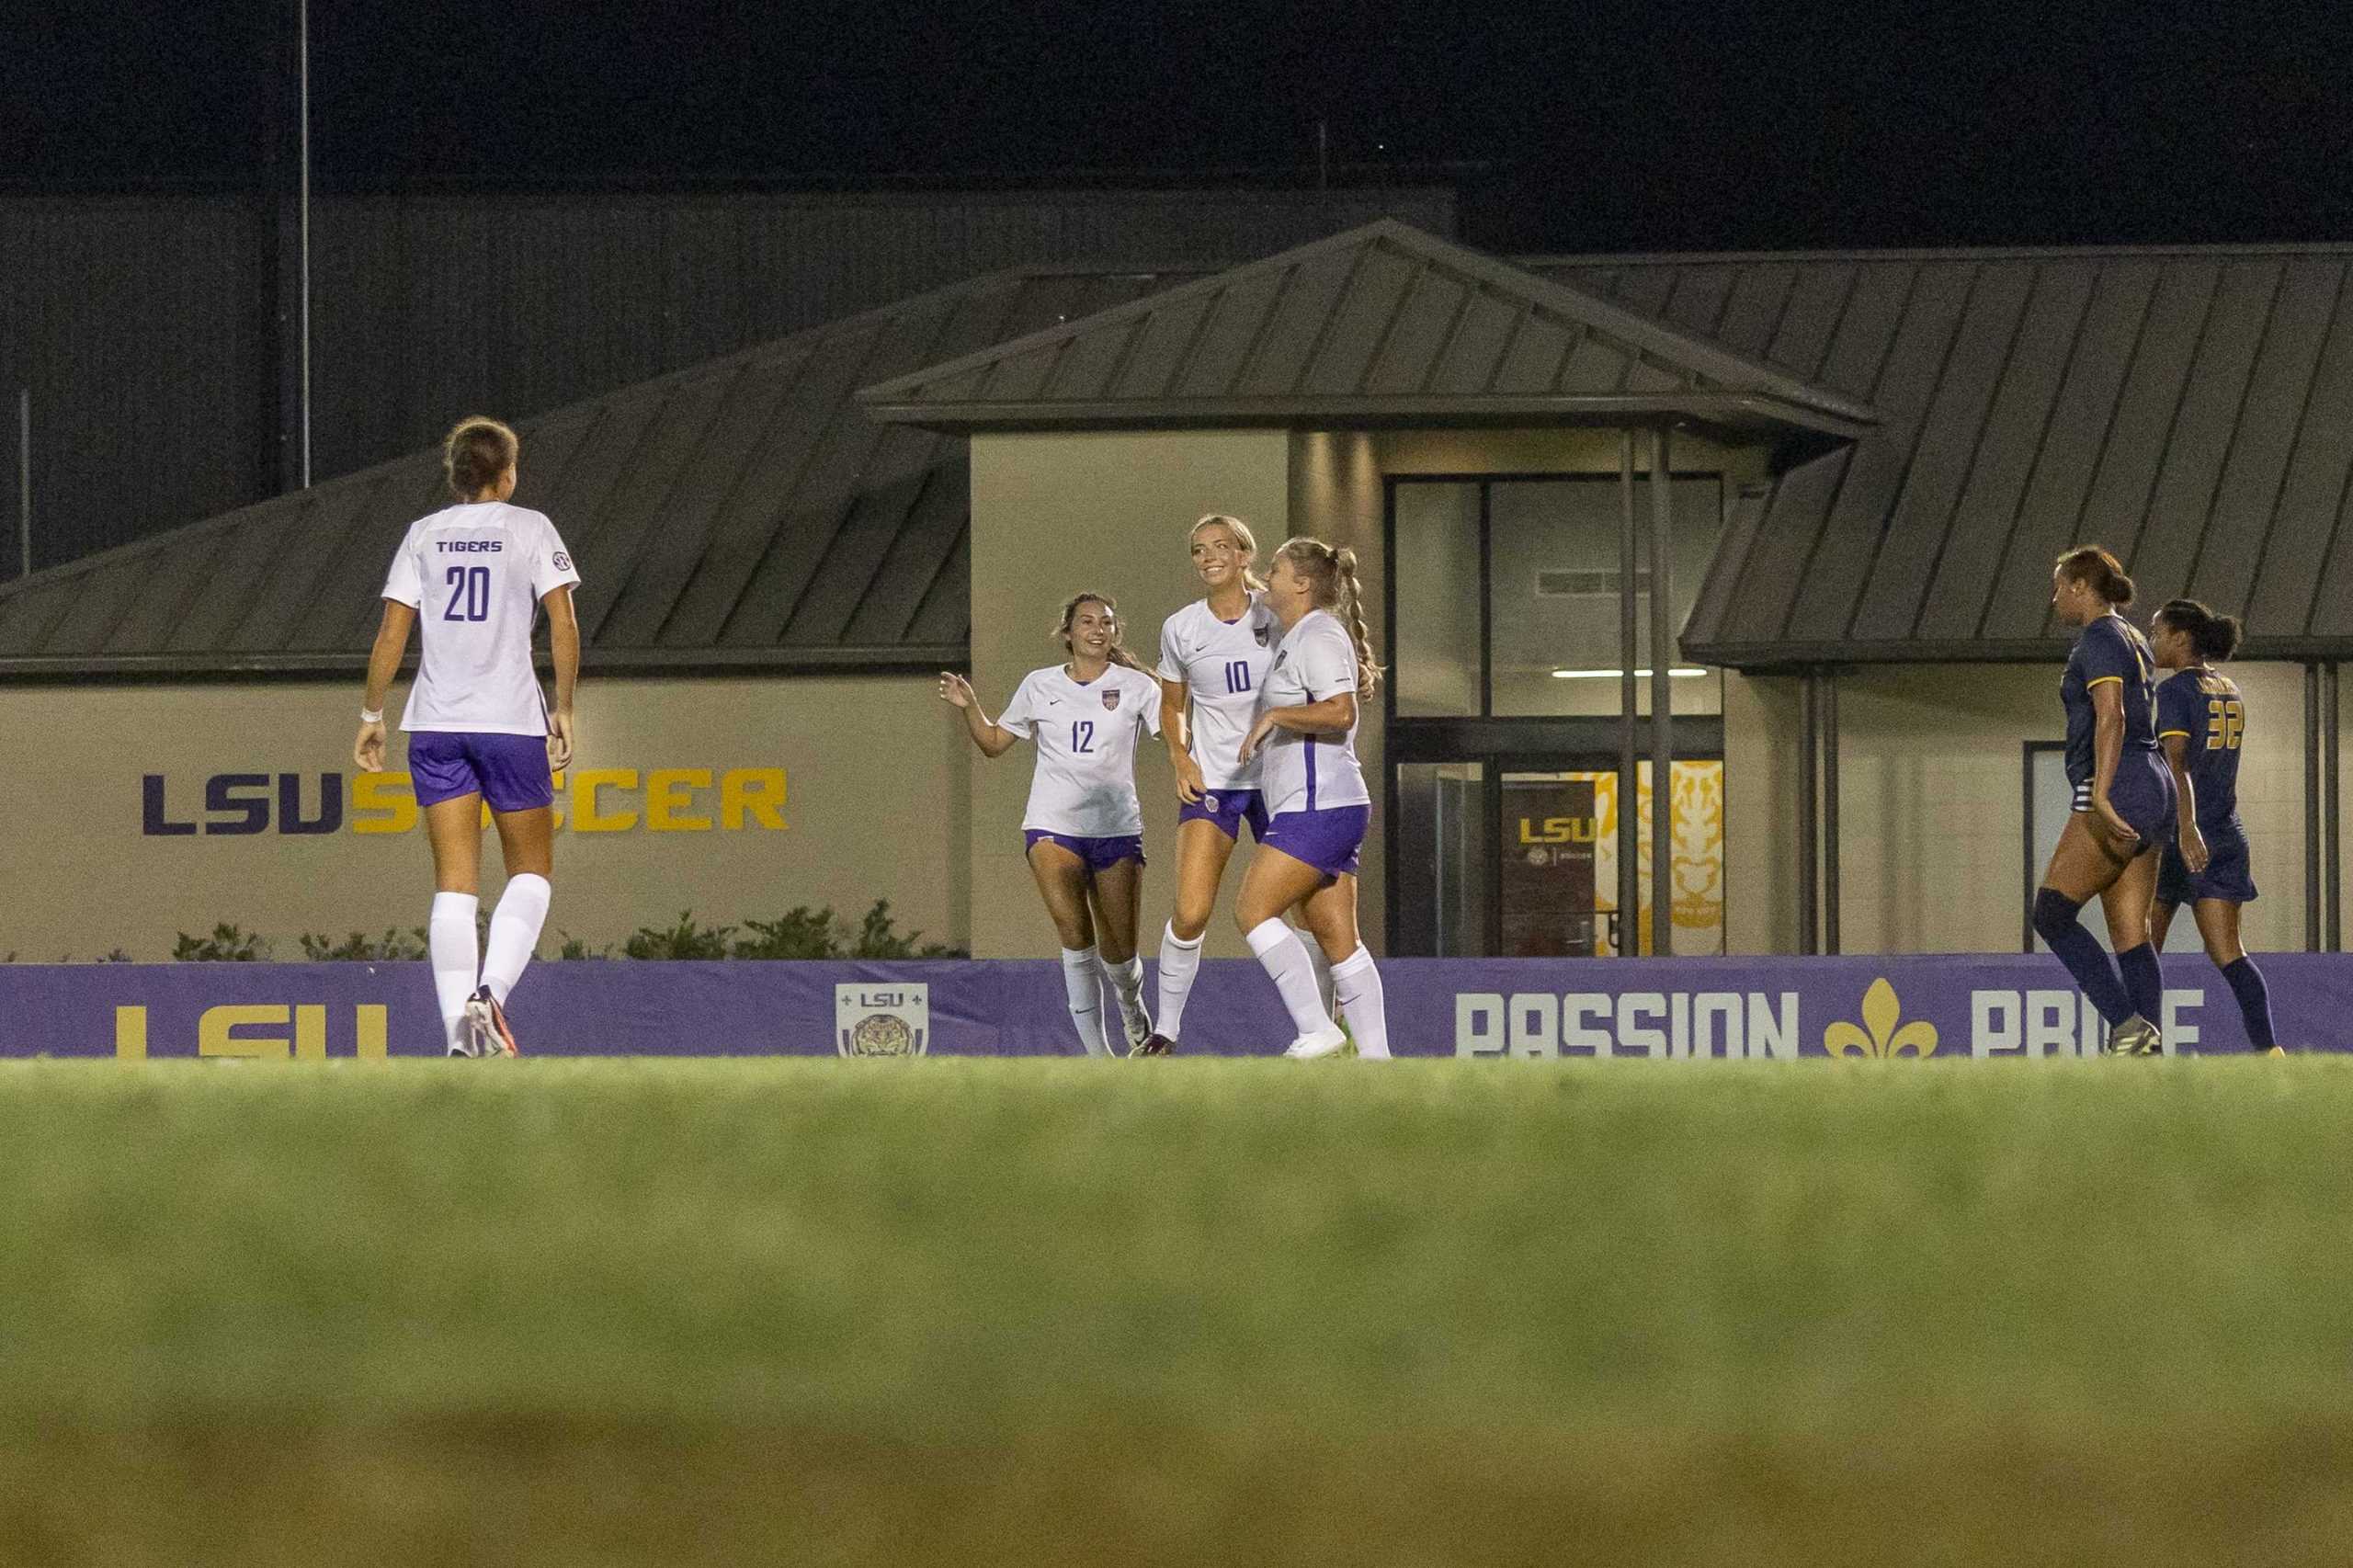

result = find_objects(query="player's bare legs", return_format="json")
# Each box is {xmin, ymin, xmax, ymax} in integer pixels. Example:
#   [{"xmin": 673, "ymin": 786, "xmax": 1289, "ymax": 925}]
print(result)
[
  {"xmin": 491, "ymin": 805, "xmax": 553, "ymax": 880},
  {"xmin": 1029, "ymin": 840, "xmax": 1110, "ymax": 1056},
  {"xmin": 2035, "ymin": 813, "xmax": 2154, "ymax": 1053},
  {"xmin": 421, "ymin": 794, "xmax": 487, "ymax": 1055},
  {"xmin": 1088, "ymin": 856, "xmax": 1152, "ymax": 1051},
  {"xmin": 1169, "ymin": 819, "xmax": 1237, "ymax": 944},
  {"xmin": 1236, "ymin": 847, "xmax": 1344, "ymax": 1054}
]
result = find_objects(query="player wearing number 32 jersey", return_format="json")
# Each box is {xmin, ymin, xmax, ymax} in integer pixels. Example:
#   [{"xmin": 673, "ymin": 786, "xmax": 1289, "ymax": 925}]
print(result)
[{"xmin": 356, "ymin": 416, "xmax": 581, "ymax": 1060}]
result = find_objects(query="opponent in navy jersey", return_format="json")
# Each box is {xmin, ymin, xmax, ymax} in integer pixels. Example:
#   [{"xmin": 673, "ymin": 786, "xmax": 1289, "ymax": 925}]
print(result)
[
  {"xmin": 354, "ymin": 417, "xmax": 578, "ymax": 1060},
  {"xmin": 939, "ymin": 592, "xmax": 1158, "ymax": 1056},
  {"xmin": 1140, "ymin": 514, "xmax": 1295, "ymax": 1057},
  {"xmin": 2149, "ymin": 598, "xmax": 2281, "ymax": 1052},
  {"xmin": 1228, "ymin": 537, "xmax": 1392, "ymax": 1062},
  {"xmin": 2031, "ymin": 547, "xmax": 2174, "ymax": 1056}
]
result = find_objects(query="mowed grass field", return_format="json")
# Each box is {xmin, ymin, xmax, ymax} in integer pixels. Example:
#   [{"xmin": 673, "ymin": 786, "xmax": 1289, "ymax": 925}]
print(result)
[{"xmin": 4, "ymin": 1059, "xmax": 2352, "ymax": 1566}]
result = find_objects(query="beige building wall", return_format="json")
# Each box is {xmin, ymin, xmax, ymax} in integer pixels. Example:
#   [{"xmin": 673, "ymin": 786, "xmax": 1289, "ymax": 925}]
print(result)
[
  {"xmin": 1722, "ymin": 661, "xmax": 2314, "ymax": 957},
  {"xmin": 0, "ymin": 675, "xmax": 965, "ymax": 961},
  {"xmin": 968, "ymin": 430, "xmax": 1292, "ymax": 959}
]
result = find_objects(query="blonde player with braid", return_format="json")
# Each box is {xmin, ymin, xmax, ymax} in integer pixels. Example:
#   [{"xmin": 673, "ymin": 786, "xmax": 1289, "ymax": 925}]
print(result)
[
  {"xmin": 1135, "ymin": 515, "xmax": 1336, "ymax": 1055},
  {"xmin": 1233, "ymin": 538, "xmax": 1391, "ymax": 1060}
]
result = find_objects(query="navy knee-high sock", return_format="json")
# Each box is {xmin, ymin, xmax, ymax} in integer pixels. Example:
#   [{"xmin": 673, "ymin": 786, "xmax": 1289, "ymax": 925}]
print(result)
[
  {"xmin": 2115, "ymin": 942, "xmax": 2165, "ymax": 1028},
  {"xmin": 2221, "ymin": 956, "xmax": 2277, "ymax": 1051},
  {"xmin": 2032, "ymin": 889, "xmax": 2133, "ymax": 1027}
]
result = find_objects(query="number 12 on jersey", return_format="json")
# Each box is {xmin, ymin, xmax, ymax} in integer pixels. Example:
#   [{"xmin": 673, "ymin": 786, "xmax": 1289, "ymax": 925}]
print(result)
[
  {"xmin": 1070, "ymin": 720, "xmax": 1095, "ymax": 753},
  {"xmin": 442, "ymin": 565, "xmax": 490, "ymax": 622}
]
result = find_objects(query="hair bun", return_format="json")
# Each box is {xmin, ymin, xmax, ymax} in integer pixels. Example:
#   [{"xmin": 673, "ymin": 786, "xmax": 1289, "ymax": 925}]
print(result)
[{"xmin": 1335, "ymin": 547, "xmax": 1357, "ymax": 572}]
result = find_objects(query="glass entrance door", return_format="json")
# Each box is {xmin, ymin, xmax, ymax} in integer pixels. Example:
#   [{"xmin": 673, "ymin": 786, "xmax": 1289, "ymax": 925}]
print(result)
[{"xmin": 1393, "ymin": 756, "xmax": 1727, "ymax": 958}]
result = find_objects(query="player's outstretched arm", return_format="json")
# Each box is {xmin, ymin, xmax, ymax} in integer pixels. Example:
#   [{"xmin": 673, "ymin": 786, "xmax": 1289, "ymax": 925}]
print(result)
[
  {"xmin": 354, "ymin": 598, "xmax": 417, "ymax": 772},
  {"xmin": 938, "ymin": 673, "xmax": 1018, "ymax": 757}
]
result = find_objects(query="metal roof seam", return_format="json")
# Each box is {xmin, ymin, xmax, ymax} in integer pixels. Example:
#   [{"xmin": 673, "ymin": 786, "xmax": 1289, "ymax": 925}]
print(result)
[
  {"xmin": 2236, "ymin": 263, "xmax": 2350, "ymax": 634},
  {"xmin": 1773, "ymin": 264, "xmax": 1924, "ymax": 642},
  {"xmin": 2109, "ymin": 261, "xmax": 2230, "ymax": 583},
  {"xmin": 2040, "ymin": 261, "xmax": 2168, "ymax": 638},
  {"xmin": 1970, "ymin": 260, "xmax": 2103, "ymax": 640},
  {"xmin": 1904, "ymin": 262, "xmax": 2045, "ymax": 642},
  {"xmin": 1415, "ymin": 275, "xmax": 1485, "ymax": 396},
  {"xmin": 2275, "ymin": 267, "xmax": 2353, "ymax": 637},
  {"xmin": 1352, "ymin": 256, "xmax": 1432, "ymax": 397},
  {"xmin": 2176, "ymin": 260, "xmax": 2295, "ymax": 611}
]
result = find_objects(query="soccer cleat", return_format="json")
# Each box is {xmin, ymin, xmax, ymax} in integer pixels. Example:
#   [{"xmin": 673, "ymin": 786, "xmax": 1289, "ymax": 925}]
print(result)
[
  {"xmin": 2101, "ymin": 1015, "xmax": 2162, "ymax": 1057},
  {"xmin": 1134, "ymin": 1032, "xmax": 1176, "ymax": 1057},
  {"xmin": 1284, "ymin": 1024, "xmax": 1351, "ymax": 1061},
  {"xmin": 2264, "ymin": 1045, "xmax": 2288, "ymax": 1058},
  {"xmin": 1118, "ymin": 999, "xmax": 1153, "ymax": 1055},
  {"xmin": 463, "ymin": 985, "xmax": 519, "ymax": 1059}
]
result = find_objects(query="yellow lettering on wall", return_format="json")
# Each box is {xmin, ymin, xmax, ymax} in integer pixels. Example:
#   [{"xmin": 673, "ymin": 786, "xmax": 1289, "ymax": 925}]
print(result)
[
  {"xmin": 200, "ymin": 1004, "xmax": 290, "ymax": 1059},
  {"xmin": 646, "ymin": 768, "xmax": 713, "ymax": 832},
  {"xmin": 295, "ymin": 1005, "xmax": 326, "ymax": 1061},
  {"xmin": 115, "ymin": 1006, "xmax": 147, "ymax": 1060},
  {"xmin": 572, "ymin": 769, "xmax": 640, "ymax": 832},
  {"xmin": 351, "ymin": 773, "xmax": 419, "ymax": 835},
  {"xmin": 357, "ymin": 1006, "xmax": 388, "ymax": 1061},
  {"xmin": 722, "ymin": 768, "xmax": 788, "ymax": 831}
]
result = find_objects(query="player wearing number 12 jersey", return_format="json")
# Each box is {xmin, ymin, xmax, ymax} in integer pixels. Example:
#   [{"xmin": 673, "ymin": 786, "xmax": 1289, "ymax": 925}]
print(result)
[
  {"xmin": 2150, "ymin": 598, "xmax": 2281, "ymax": 1054},
  {"xmin": 939, "ymin": 593, "xmax": 1163, "ymax": 1056},
  {"xmin": 354, "ymin": 417, "xmax": 581, "ymax": 1058}
]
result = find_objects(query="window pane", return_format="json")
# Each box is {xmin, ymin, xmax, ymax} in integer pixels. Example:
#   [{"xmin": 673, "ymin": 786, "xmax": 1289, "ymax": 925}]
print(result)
[
  {"xmin": 1392, "ymin": 761, "xmax": 1488, "ymax": 956},
  {"xmin": 1391, "ymin": 482, "xmax": 1481, "ymax": 717},
  {"xmin": 1488, "ymin": 477, "xmax": 1724, "ymax": 719}
]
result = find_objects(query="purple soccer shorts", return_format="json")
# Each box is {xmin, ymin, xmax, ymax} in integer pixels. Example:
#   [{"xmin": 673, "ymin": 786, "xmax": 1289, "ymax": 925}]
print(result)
[
  {"xmin": 1261, "ymin": 804, "xmax": 1370, "ymax": 879},
  {"xmin": 407, "ymin": 731, "xmax": 557, "ymax": 812},
  {"xmin": 1177, "ymin": 788, "xmax": 1270, "ymax": 843},
  {"xmin": 1023, "ymin": 830, "xmax": 1146, "ymax": 872}
]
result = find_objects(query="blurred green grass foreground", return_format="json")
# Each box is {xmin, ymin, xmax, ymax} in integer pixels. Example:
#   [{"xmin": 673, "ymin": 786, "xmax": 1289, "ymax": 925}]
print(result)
[{"xmin": 3, "ymin": 1058, "xmax": 2351, "ymax": 1566}]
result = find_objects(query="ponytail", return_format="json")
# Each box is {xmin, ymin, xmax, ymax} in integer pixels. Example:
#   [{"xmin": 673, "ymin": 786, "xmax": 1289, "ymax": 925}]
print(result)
[
  {"xmin": 2155, "ymin": 597, "xmax": 2245, "ymax": 662},
  {"xmin": 1275, "ymin": 537, "xmax": 1384, "ymax": 694},
  {"xmin": 2055, "ymin": 544, "xmax": 2135, "ymax": 607}
]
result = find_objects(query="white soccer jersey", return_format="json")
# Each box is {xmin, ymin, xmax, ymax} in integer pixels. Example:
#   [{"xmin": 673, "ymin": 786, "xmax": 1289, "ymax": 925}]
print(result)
[
  {"xmin": 996, "ymin": 663, "xmax": 1164, "ymax": 836},
  {"xmin": 1157, "ymin": 592, "xmax": 1280, "ymax": 790},
  {"xmin": 381, "ymin": 501, "xmax": 581, "ymax": 733},
  {"xmin": 1257, "ymin": 609, "xmax": 1370, "ymax": 818}
]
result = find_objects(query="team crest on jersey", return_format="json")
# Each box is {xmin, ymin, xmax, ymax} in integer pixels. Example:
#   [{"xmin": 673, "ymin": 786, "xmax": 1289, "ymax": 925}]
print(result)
[
  {"xmin": 1253, "ymin": 623, "xmax": 1271, "ymax": 646},
  {"xmin": 552, "ymin": 551, "xmax": 571, "ymax": 571},
  {"xmin": 1101, "ymin": 688, "xmax": 1121, "ymax": 710}
]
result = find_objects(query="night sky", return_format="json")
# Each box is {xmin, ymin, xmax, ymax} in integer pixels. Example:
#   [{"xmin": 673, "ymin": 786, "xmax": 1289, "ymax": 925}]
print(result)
[{"xmin": 5, "ymin": 0, "xmax": 2349, "ymax": 255}]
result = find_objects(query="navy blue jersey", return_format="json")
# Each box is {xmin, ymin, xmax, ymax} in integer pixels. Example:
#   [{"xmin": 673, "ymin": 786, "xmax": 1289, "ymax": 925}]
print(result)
[
  {"xmin": 2155, "ymin": 668, "xmax": 2245, "ymax": 835},
  {"xmin": 2061, "ymin": 613, "xmax": 2158, "ymax": 788}
]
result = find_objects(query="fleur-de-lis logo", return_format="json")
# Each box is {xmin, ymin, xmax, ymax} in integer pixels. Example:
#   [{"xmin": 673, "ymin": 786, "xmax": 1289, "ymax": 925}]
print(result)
[{"xmin": 1824, "ymin": 978, "xmax": 1938, "ymax": 1059}]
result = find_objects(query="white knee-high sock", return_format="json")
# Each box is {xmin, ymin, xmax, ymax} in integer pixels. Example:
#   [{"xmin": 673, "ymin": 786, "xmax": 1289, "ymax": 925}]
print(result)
[
  {"xmin": 428, "ymin": 892, "xmax": 481, "ymax": 1053},
  {"xmin": 1246, "ymin": 919, "xmax": 1334, "ymax": 1038},
  {"xmin": 1299, "ymin": 924, "xmax": 1336, "ymax": 1017},
  {"xmin": 1060, "ymin": 946, "xmax": 1109, "ymax": 1056},
  {"xmin": 1332, "ymin": 945, "xmax": 1390, "ymax": 1059},
  {"xmin": 481, "ymin": 873, "xmax": 551, "ymax": 1006},
  {"xmin": 1101, "ymin": 951, "xmax": 1145, "ymax": 1009},
  {"xmin": 1156, "ymin": 924, "xmax": 1204, "ymax": 1040}
]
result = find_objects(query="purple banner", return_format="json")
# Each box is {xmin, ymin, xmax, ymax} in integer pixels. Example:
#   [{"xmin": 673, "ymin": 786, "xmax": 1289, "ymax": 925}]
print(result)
[{"xmin": 0, "ymin": 954, "xmax": 2340, "ymax": 1058}]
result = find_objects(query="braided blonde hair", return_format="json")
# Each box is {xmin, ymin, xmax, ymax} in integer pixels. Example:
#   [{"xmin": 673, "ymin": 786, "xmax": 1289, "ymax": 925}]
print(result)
[{"xmin": 1275, "ymin": 537, "xmax": 1383, "ymax": 693}]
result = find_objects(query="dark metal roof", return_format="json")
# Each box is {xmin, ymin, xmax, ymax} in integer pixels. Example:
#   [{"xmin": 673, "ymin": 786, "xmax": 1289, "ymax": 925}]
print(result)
[
  {"xmin": 1531, "ymin": 245, "xmax": 2353, "ymax": 666},
  {"xmin": 858, "ymin": 221, "xmax": 1881, "ymax": 439},
  {"xmin": 0, "ymin": 264, "xmax": 1199, "ymax": 679}
]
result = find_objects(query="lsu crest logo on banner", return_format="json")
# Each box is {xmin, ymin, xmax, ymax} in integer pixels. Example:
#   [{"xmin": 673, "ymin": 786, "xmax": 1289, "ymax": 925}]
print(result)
[{"xmin": 835, "ymin": 983, "xmax": 928, "ymax": 1057}]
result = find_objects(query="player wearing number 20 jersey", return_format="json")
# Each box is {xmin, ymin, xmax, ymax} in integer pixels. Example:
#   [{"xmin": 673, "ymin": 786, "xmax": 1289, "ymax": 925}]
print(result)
[{"xmin": 358, "ymin": 416, "xmax": 581, "ymax": 1060}]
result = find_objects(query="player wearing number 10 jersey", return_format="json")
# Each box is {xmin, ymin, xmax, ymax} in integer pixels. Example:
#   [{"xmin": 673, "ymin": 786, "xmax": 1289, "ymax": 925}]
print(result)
[
  {"xmin": 2150, "ymin": 598, "xmax": 2281, "ymax": 1054},
  {"xmin": 354, "ymin": 416, "xmax": 581, "ymax": 1059}
]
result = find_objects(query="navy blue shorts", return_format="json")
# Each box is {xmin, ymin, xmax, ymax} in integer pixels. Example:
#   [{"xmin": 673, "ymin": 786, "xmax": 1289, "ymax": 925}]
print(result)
[
  {"xmin": 2073, "ymin": 752, "xmax": 2176, "ymax": 856},
  {"xmin": 407, "ymin": 731, "xmax": 556, "ymax": 812},
  {"xmin": 1024, "ymin": 830, "xmax": 1144, "ymax": 872},
  {"xmin": 2159, "ymin": 825, "xmax": 2259, "ymax": 906},
  {"xmin": 1262, "ymin": 805, "xmax": 1370, "ymax": 880},
  {"xmin": 1178, "ymin": 788, "xmax": 1269, "ymax": 843}
]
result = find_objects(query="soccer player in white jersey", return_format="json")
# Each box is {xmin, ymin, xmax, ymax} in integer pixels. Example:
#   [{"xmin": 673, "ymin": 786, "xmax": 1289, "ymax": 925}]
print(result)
[
  {"xmin": 1135, "ymin": 514, "xmax": 1336, "ymax": 1055},
  {"xmin": 353, "ymin": 417, "xmax": 581, "ymax": 1058},
  {"xmin": 938, "ymin": 593, "xmax": 1163, "ymax": 1056},
  {"xmin": 1233, "ymin": 538, "xmax": 1391, "ymax": 1060}
]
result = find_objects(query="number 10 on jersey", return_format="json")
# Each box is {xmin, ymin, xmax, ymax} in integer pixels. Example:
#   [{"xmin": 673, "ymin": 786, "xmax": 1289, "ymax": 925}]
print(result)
[{"xmin": 1224, "ymin": 660, "xmax": 1252, "ymax": 694}]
